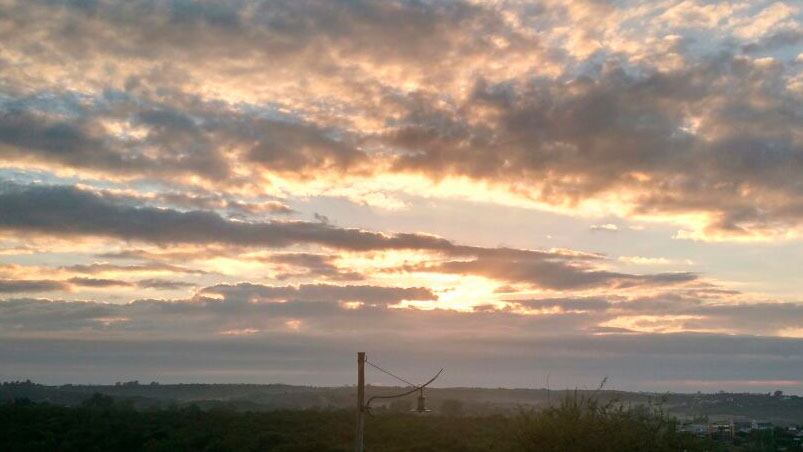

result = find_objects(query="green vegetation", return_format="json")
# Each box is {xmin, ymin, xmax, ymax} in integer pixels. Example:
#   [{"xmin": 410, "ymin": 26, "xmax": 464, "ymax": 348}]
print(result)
[
  {"xmin": 514, "ymin": 392, "xmax": 716, "ymax": 451},
  {"xmin": 3, "ymin": 380, "xmax": 802, "ymax": 423},
  {"xmin": 0, "ymin": 392, "xmax": 723, "ymax": 452},
  {"xmin": 2, "ymin": 395, "xmax": 354, "ymax": 452},
  {"xmin": 2, "ymin": 382, "xmax": 801, "ymax": 451}
]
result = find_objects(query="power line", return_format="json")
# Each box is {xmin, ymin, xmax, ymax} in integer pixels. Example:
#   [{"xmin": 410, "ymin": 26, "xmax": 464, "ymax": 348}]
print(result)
[
  {"xmin": 356, "ymin": 353, "xmax": 444, "ymax": 451},
  {"xmin": 365, "ymin": 359, "xmax": 416, "ymax": 387}
]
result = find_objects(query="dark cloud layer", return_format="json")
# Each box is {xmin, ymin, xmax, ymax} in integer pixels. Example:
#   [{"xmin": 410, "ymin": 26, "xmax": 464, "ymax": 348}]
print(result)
[
  {"xmin": 0, "ymin": 102, "xmax": 365, "ymax": 182},
  {"xmin": 1, "ymin": 333, "xmax": 800, "ymax": 391},
  {"xmin": 0, "ymin": 183, "xmax": 697, "ymax": 290},
  {"xmin": 421, "ymin": 255, "xmax": 696, "ymax": 290},
  {"xmin": 269, "ymin": 253, "xmax": 364, "ymax": 281},
  {"xmin": 63, "ymin": 262, "xmax": 208, "ymax": 275},
  {"xmin": 136, "ymin": 279, "xmax": 196, "ymax": 290},
  {"xmin": 0, "ymin": 294, "xmax": 801, "ymax": 390},
  {"xmin": 0, "ymin": 279, "xmax": 68, "ymax": 293},
  {"xmin": 0, "ymin": 277, "xmax": 195, "ymax": 293},
  {"xmin": 0, "ymin": 184, "xmax": 450, "ymax": 250},
  {"xmin": 67, "ymin": 277, "xmax": 132, "ymax": 288}
]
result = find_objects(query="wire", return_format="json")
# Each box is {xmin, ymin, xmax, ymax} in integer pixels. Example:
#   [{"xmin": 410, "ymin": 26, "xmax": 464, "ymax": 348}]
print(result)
[
  {"xmin": 365, "ymin": 368, "xmax": 444, "ymax": 412},
  {"xmin": 365, "ymin": 359, "xmax": 416, "ymax": 387}
]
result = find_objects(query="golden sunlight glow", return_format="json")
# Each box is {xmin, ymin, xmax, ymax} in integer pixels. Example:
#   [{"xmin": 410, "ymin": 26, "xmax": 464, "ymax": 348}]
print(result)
[
  {"xmin": 335, "ymin": 250, "xmax": 442, "ymax": 274},
  {"xmin": 778, "ymin": 327, "xmax": 803, "ymax": 339},
  {"xmin": 202, "ymin": 257, "xmax": 268, "ymax": 277},
  {"xmin": 397, "ymin": 275, "xmax": 502, "ymax": 312},
  {"xmin": 340, "ymin": 301, "xmax": 365, "ymax": 310},
  {"xmin": 285, "ymin": 319, "xmax": 302, "ymax": 331},
  {"xmin": 600, "ymin": 315, "xmax": 718, "ymax": 334}
]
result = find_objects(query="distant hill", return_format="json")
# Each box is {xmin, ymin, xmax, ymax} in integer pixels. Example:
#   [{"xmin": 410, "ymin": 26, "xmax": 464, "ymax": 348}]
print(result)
[{"xmin": 3, "ymin": 380, "xmax": 802, "ymax": 425}]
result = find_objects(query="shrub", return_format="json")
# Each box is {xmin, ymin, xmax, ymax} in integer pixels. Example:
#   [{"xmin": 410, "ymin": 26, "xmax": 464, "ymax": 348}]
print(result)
[{"xmin": 513, "ymin": 392, "xmax": 713, "ymax": 452}]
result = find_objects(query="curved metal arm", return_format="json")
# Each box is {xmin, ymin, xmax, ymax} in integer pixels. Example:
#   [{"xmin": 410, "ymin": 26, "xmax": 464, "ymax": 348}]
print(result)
[{"xmin": 364, "ymin": 368, "xmax": 443, "ymax": 411}]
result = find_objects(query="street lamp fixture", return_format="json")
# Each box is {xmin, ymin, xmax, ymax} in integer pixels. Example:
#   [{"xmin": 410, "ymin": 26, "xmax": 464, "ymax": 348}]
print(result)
[{"xmin": 354, "ymin": 352, "xmax": 443, "ymax": 452}]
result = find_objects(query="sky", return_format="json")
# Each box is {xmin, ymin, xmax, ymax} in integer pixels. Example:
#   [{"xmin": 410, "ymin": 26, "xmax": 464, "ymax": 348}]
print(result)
[{"xmin": 0, "ymin": 0, "xmax": 802, "ymax": 394}]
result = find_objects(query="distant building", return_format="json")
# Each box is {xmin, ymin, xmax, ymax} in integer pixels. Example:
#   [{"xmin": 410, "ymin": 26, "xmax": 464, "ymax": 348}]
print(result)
[
  {"xmin": 682, "ymin": 418, "xmax": 778, "ymax": 441},
  {"xmin": 752, "ymin": 420, "xmax": 773, "ymax": 431},
  {"xmin": 680, "ymin": 423, "xmax": 708, "ymax": 437},
  {"xmin": 732, "ymin": 419, "xmax": 753, "ymax": 434},
  {"xmin": 708, "ymin": 423, "xmax": 732, "ymax": 440}
]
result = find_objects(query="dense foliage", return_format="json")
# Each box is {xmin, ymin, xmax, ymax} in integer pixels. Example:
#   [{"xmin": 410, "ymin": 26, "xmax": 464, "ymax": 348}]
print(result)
[
  {"xmin": 0, "ymin": 393, "xmax": 762, "ymax": 451},
  {"xmin": 514, "ymin": 392, "xmax": 716, "ymax": 452}
]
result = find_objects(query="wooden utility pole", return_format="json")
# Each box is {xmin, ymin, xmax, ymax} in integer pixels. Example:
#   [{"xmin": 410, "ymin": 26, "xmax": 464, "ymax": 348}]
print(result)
[
  {"xmin": 354, "ymin": 352, "xmax": 442, "ymax": 451},
  {"xmin": 355, "ymin": 352, "xmax": 365, "ymax": 452}
]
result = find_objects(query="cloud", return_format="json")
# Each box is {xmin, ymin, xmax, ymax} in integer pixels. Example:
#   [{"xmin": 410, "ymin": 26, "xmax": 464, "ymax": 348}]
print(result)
[
  {"xmin": 105, "ymin": 189, "xmax": 296, "ymax": 216},
  {"xmin": 0, "ymin": 183, "xmax": 455, "ymax": 251},
  {"xmin": 618, "ymin": 256, "xmax": 693, "ymax": 266},
  {"xmin": 605, "ymin": 294, "xmax": 803, "ymax": 336},
  {"xmin": 517, "ymin": 297, "xmax": 613, "ymax": 312},
  {"xmin": 7, "ymin": 332, "xmax": 803, "ymax": 391},
  {"xmin": 268, "ymin": 253, "xmax": 364, "ymax": 281},
  {"xmin": 0, "ymin": 183, "xmax": 703, "ymax": 291},
  {"xmin": 0, "ymin": 282, "xmax": 439, "ymax": 339},
  {"xmin": 2, "ymin": 289, "xmax": 800, "ymax": 339},
  {"xmin": 0, "ymin": 294, "xmax": 801, "ymax": 390},
  {"xmin": 0, "ymin": 0, "xmax": 534, "ymax": 86},
  {"xmin": 742, "ymin": 29, "xmax": 803, "ymax": 53},
  {"xmin": 412, "ymin": 252, "xmax": 697, "ymax": 290},
  {"xmin": 67, "ymin": 277, "xmax": 133, "ymax": 288},
  {"xmin": 590, "ymin": 224, "xmax": 619, "ymax": 232},
  {"xmin": 0, "ymin": 99, "xmax": 367, "ymax": 184},
  {"xmin": 0, "ymin": 276, "xmax": 195, "ymax": 293},
  {"xmin": 63, "ymin": 262, "xmax": 208, "ymax": 275},
  {"xmin": 136, "ymin": 279, "xmax": 196, "ymax": 290},
  {"xmin": 0, "ymin": 1, "xmax": 799, "ymax": 240},
  {"xmin": 199, "ymin": 283, "xmax": 436, "ymax": 306},
  {"xmin": 0, "ymin": 0, "xmax": 532, "ymax": 189},
  {"xmin": 390, "ymin": 55, "xmax": 803, "ymax": 239},
  {"xmin": 0, "ymin": 107, "xmax": 230, "ymax": 181},
  {"xmin": 0, "ymin": 279, "xmax": 68, "ymax": 293}
]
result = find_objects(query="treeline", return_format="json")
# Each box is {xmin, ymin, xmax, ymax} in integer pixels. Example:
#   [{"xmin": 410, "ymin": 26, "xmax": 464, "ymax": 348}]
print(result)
[
  {"xmin": 4, "ymin": 380, "xmax": 802, "ymax": 424},
  {"xmin": 0, "ymin": 392, "xmax": 733, "ymax": 452}
]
